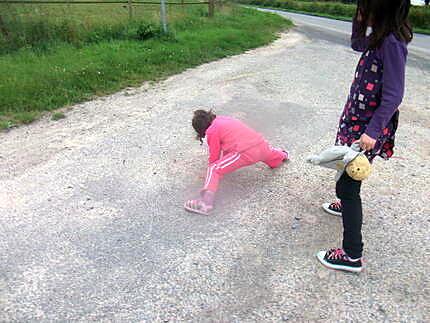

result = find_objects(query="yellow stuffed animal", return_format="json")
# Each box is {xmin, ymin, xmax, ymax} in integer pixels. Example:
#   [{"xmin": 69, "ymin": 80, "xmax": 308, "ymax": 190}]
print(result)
[{"xmin": 345, "ymin": 154, "xmax": 371, "ymax": 181}]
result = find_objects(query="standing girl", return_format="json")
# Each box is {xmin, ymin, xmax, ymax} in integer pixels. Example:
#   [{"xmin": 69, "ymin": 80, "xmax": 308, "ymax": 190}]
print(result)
[
  {"xmin": 317, "ymin": 0, "xmax": 412, "ymax": 272},
  {"xmin": 184, "ymin": 110, "xmax": 289, "ymax": 215}
]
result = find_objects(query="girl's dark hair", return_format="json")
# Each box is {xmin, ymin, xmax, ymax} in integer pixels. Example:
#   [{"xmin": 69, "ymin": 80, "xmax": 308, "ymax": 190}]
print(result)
[
  {"xmin": 357, "ymin": 0, "xmax": 413, "ymax": 49},
  {"xmin": 192, "ymin": 109, "xmax": 216, "ymax": 143}
]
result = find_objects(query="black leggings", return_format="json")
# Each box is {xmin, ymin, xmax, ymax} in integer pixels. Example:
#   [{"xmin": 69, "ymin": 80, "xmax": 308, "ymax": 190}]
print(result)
[{"xmin": 336, "ymin": 172, "xmax": 363, "ymax": 259}]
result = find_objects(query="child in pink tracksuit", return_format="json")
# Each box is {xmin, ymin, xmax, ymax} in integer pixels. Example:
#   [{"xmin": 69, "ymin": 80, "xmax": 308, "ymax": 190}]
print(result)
[{"xmin": 184, "ymin": 110, "xmax": 289, "ymax": 215}]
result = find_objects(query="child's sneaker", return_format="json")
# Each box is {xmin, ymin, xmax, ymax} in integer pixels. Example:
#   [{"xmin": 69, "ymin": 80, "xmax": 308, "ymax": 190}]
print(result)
[
  {"xmin": 316, "ymin": 248, "xmax": 362, "ymax": 273},
  {"xmin": 322, "ymin": 201, "xmax": 342, "ymax": 217}
]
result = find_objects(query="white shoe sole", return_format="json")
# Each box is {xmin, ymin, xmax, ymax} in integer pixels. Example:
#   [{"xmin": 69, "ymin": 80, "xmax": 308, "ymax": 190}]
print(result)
[
  {"xmin": 322, "ymin": 203, "xmax": 342, "ymax": 217},
  {"xmin": 316, "ymin": 251, "xmax": 362, "ymax": 273}
]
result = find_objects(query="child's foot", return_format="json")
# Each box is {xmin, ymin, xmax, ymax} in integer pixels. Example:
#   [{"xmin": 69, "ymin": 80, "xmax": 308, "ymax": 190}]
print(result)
[
  {"xmin": 184, "ymin": 199, "xmax": 213, "ymax": 216},
  {"xmin": 282, "ymin": 150, "xmax": 290, "ymax": 162},
  {"xmin": 322, "ymin": 201, "xmax": 342, "ymax": 217},
  {"xmin": 316, "ymin": 248, "xmax": 362, "ymax": 273}
]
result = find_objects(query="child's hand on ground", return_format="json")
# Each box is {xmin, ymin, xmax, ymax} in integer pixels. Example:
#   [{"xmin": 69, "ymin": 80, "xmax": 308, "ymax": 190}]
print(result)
[{"xmin": 359, "ymin": 133, "xmax": 376, "ymax": 151}]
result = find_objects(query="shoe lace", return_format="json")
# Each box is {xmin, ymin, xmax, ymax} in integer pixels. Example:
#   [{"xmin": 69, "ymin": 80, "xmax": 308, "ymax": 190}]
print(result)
[
  {"xmin": 330, "ymin": 201, "xmax": 342, "ymax": 211},
  {"xmin": 327, "ymin": 248, "xmax": 347, "ymax": 260}
]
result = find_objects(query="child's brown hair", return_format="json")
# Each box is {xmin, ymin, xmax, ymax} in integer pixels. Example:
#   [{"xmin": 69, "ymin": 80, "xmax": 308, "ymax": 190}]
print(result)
[
  {"xmin": 356, "ymin": 0, "xmax": 413, "ymax": 49},
  {"xmin": 192, "ymin": 109, "xmax": 216, "ymax": 143}
]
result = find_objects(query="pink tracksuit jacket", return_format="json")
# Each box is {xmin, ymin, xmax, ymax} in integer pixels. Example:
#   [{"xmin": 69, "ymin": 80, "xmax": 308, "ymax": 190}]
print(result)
[{"xmin": 202, "ymin": 116, "xmax": 286, "ymax": 193}]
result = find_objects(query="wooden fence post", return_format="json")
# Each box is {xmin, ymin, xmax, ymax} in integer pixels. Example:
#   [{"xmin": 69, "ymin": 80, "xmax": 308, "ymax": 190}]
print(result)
[
  {"xmin": 128, "ymin": 0, "xmax": 133, "ymax": 20},
  {"xmin": 160, "ymin": 0, "xmax": 168, "ymax": 33},
  {"xmin": 208, "ymin": 0, "xmax": 214, "ymax": 17}
]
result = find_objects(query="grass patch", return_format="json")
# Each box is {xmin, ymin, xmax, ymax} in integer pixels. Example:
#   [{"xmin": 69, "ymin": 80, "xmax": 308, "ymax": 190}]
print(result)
[
  {"xmin": 0, "ymin": 119, "xmax": 14, "ymax": 130},
  {"xmin": 52, "ymin": 112, "xmax": 66, "ymax": 121},
  {"xmin": 0, "ymin": 5, "xmax": 292, "ymax": 129},
  {"xmin": 235, "ymin": 0, "xmax": 430, "ymax": 34},
  {"xmin": 414, "ymin": 27, "xmax": 430, "ymax": 35},
  {"xmin": 0, "ymin": 3, "xmax": 182, "ymax": 53}
]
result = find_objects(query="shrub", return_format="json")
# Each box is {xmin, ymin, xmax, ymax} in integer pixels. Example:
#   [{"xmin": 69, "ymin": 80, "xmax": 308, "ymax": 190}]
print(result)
[{"xmin": 136, "ymin": 22, "xmax": 158, "ymax": 41}]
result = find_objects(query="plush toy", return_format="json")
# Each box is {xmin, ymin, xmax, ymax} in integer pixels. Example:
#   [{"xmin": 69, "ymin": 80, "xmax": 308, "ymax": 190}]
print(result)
[{"xmin": 307, "ymin": 142, "xmax": 371, "ymax": 181}]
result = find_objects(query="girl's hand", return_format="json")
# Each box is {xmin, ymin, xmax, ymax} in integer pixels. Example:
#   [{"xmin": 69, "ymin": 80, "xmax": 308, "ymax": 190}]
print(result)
[{"xmin": 359, "ymin": 133, "xmax": 376, "ymax": 151}]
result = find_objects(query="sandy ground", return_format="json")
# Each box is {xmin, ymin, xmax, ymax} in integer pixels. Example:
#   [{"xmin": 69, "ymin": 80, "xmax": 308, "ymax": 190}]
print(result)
[{"xmin": 1, "ymin": 20, "xmax": 429, "ymax": 322}]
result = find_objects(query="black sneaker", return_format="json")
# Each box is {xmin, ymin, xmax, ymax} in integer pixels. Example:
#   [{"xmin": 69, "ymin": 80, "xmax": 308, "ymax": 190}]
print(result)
[
  {"xmin": 316, "ymin": 248, "xmax": 362, "ymax": 273},
  {"xmin": 322, "ymin": 201, "xmax": 342, "ymax": 217}
]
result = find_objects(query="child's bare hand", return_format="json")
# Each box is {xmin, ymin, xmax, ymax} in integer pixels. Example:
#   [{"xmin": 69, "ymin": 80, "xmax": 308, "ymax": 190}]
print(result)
[{"xmin": 359, "ymin": 133, "xmax": 376, "ymax": 151}]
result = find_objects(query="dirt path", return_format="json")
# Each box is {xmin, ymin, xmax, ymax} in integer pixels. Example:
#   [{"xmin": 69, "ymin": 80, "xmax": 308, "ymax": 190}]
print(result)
[{"xmin": 1, "ymin": 26, "xmax": 429, "ymax": 321}]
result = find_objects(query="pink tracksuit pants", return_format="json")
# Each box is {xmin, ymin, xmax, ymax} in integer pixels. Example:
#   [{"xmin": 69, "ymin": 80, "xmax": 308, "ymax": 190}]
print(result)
[{"xmin": 203, "ymin": 141, "xmax": 285, "ymax": 193}]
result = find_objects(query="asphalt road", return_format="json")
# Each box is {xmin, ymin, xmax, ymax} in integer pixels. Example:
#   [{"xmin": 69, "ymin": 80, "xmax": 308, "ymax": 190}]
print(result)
[
  {"xmin": 1, "ymin": 10, "xmax": 429, "ymax": 322},
  {"xmin": 261, "ymin": 9, "xmax": 430, "ymax": 58}
]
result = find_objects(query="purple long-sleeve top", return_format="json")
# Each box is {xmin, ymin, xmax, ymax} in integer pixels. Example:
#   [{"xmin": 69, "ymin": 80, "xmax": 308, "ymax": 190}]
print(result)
[
  {"xmin": 351, "ymin": 19, "xmax": 408, "ymax": 139},
  {"xmin": 336, "ymin": 19, "xmax": 408, "ymax": 160}
]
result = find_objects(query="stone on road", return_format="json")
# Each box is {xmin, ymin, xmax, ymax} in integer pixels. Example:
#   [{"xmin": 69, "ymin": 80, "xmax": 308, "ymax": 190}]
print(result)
[{"xmin": 1, "ymin": 15, "xmax": 429, "ymax": 322}]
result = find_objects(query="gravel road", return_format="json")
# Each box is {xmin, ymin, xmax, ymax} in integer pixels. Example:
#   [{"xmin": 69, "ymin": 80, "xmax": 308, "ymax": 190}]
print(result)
[{"xmin": 1, "ymin": 11, "xmax": 429, "ymax": 322}]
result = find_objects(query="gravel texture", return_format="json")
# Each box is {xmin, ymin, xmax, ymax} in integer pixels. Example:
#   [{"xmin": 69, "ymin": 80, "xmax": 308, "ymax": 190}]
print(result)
[{"xmin": 0, "ymin": 22, "xmax": 429, "ymax": 322}]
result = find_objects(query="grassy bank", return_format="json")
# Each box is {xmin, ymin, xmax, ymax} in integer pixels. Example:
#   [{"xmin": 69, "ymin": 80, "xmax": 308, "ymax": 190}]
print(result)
[
  {"xmin": 0, "ymin": 5, "xmax": 292, "ymax": 129},
  {"xmin": 235, "ymin": 0, "xmax": 430, "ymax": 34},
  {"xmin": 0, "ymin": 3, "xmax": 175, "ymax": 54}
]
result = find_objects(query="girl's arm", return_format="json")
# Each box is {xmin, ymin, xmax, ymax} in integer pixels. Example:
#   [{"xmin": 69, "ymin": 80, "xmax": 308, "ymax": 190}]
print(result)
[
  {"xmin": 365, "ymin": 38, "xmax": 407, "ymax": 140},
  {"xmin": 206, "ymin": 128, "xmax": 221, "ymax": 164}
]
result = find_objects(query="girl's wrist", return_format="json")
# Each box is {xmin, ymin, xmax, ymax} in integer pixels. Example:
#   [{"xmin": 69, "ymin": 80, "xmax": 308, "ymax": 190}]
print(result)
[{"xmin": 364, "ymin": 128, "xmax": 378, "ymax": 141}]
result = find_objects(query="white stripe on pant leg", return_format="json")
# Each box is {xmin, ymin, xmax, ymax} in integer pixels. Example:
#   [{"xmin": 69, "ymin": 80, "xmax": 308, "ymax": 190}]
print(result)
[
  {"xmin": 204, "ymin": 165, "xmax": 215, "ymax": 188},
  {"xmin": 204, "ymin": 154, "xmax": 236, "ymax": 189},
  {"xmin": 204, "ymin": 153, "xmax": 239, "ymax": 190},
  {"xmin": 217, "ymin": 153, "xmax": 239, "ymax": 168},
  {"xmin": 204, "ymin": 165, "xmax": 212, "ymax": 188},
  {"xmin": 204, "ymin": 164, "xmax": 216, "ymax": 189},
  {"xmin": 219, "ymin": 153, "xmax": 241, "ymax": 169}
]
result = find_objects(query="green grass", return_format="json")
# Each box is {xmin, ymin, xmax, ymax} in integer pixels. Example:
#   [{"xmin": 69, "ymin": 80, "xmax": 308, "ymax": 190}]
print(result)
[
  {"xmin": 0, "ymin": 5, "xmax": 292, "ymax": 129},
  {"xmin": 52, "ymin": 112, "xmax": 66, "ymax": 121},
  {"xmin": 414, "ymin": 27, "xmax": 430, "ymax": 35},
  {"xmin": 235, "ymin": 0, "xmax": 430, "ymax": 34},
  {"xmin": 0, "ymin": 3, "xmax": 169, "ymax": 53}
]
